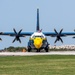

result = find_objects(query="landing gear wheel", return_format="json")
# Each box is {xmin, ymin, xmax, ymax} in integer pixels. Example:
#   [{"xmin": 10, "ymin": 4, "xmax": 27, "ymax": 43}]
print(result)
[
  {"xmin": 45, "ymin": 48, "xmax": 48, "ymax": 52},
  {"xmin": 45, "ymin": 47, "xmax": 49, "ymax": 52},
  {"xmin": 28, "ymin": 47, "xmax": 31, "ymax": 52}
]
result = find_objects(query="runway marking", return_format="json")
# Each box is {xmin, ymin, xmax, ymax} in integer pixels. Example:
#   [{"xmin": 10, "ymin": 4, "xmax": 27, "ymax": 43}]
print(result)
[{"xmin": 0, "ymin": 51, "xmax": 75, "ymax": 56}]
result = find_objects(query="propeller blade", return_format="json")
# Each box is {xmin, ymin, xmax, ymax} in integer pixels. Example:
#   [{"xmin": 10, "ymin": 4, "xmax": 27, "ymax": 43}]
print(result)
[
  {"xmin": 54, "ymin": 38, "xmax": 58, "ymax": 43},
  {"xmin": 0, "ymin": 32, "xmax": 3, "ymax": 34},
  {"xmin": 72, "ymin": 30, "xmax": 75, "ymax": 38},
  {"xmin": 18, "ymin": 38, "xmax": 21, "ymax": 43},
  {"xmin": 0, "ymin": 38, "xmax": 2, "ymax": 41},
  {"xmin": 54, "ymin": 38, "xmax": 63, "ymax": 43},
  {"xmin": 0, "ymin": 32, "xmax": 2, "ymax": 41},
  {"xmin": 60, "ymin": 37, "xmax": 63, "ymax": 43},
  {"xmin": 54, "ymin": 29, "xmax": 58, "ymax": 34},
  {"xmin": 12, "ymin": 38, "xmax": 16, "ymax": 43},
  {"xmin": 18, "ymin": 29, "xmax": 22, "ymax": 34},
  {"xmin": 73, "ymin": 36, "xmax": 75, "ymax": 38},
  {"xmin": 59, "ymin": 29, "xmax": 63, "ymax": 34},
  {"xmin": 13, "ymin": 28, "xmax": 17, "ymax": 34}
]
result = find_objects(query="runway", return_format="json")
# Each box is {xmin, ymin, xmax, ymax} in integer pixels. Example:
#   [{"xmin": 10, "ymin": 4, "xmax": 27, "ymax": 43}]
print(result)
[{"xmin": 0, "ymin": 51, "xmax": 75, "ymax": 56}]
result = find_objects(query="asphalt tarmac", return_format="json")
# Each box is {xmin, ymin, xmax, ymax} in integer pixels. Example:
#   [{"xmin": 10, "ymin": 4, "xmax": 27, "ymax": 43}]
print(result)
[{"xmin": 0, "ymin": 51, "xmax": 75, "ymax": 56}]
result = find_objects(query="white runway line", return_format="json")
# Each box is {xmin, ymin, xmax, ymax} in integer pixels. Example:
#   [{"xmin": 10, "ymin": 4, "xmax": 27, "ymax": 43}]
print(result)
[{"xmin": 0, "ymin": 51, "xmax": 75, "ymax": 56}]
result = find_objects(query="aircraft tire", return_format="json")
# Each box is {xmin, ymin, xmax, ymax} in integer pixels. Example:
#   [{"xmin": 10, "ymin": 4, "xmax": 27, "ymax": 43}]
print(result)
[
  {"xmin": 45, "ymin": 49, "xmax": 48, "ymax": 52},
  {"xmin": 45, "ymin": 47, "xmax": 49, "ymax": 52},
  {"xmin": 28, "ymin": 47, "xmax": 31, "ymax": 52}
]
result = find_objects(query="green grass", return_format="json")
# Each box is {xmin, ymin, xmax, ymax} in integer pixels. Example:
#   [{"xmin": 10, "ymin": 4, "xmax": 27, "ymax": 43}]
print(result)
[{"xmin": 0, "ymin": 55, "xmax": 75, "ymax": 75}]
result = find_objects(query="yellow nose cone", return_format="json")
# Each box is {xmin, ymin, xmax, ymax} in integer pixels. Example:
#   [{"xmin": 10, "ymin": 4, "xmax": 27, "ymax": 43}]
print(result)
[{"xmin": 34, "ymin": 37, "xmax": 42, "ymax": 49}]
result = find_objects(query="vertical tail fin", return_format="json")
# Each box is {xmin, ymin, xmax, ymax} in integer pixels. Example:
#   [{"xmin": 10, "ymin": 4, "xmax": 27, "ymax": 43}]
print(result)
[{"xmin": 36, "ymin": 8, "xmax": 40, "ymax": 31}]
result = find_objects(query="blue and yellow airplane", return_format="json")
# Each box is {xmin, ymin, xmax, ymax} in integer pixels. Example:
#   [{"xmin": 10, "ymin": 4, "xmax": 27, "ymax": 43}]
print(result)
[{"xmin": 0, "ymin": 9, "xmax": 75, "ymax": 52}]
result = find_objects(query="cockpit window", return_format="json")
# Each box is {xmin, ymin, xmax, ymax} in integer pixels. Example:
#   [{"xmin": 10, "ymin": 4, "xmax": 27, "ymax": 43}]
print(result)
[{"xmin": 32, "ymin": 35, "xmax": 44, "ymax": 38}]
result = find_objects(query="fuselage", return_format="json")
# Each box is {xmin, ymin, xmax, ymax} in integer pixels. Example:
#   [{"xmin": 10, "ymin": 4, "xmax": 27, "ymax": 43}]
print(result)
[{"xmin": 27, "ymin": 9, "xmax": 49, "ymax": 52}]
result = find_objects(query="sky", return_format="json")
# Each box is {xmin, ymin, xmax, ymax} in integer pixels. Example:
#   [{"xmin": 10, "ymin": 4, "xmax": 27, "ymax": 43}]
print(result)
[{"xmin": 0, "ymin": 0, "xmax": 75, "ymax": 49}]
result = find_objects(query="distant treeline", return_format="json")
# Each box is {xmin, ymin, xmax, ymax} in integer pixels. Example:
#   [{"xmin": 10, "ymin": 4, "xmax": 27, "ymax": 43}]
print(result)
[
  {"xmin": 1, "ymin": 46, "xmax": 75, "ymax": 52},
  {"xmin": 0, "ymin": 46, "xmax": 27, "ymax": 52}
]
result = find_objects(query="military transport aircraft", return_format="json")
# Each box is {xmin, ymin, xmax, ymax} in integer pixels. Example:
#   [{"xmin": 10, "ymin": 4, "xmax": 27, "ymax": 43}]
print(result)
[{"xmin": 0, "ymin": 9, "xmax": 75, "ymax": 52}]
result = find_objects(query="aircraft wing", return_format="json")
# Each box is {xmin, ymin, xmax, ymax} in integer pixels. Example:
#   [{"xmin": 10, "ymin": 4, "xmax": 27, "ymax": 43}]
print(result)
[
  {"xmin": 1, "ymin": 32, "xmax": 33, "ymax": 36},
  {"xmin": 0, "ymin": 30, "xmax": 33, "ymax": 43},
  {"xmin": 43, "ymin": 29, "xmax": 75, "ymax": 37},
  {"xmin": 0, "ymin": 28, "xmax": 33, "ymax": 36},
  {"xmin": 43, "ymin": 32, "xmax": 75, "ymax": 36},
  {"xmin": 43, "ymin": 29, "xmax": 75, "ymax": 43},
  {"xmin": 43, "ymin": 30, "xmax": 75, "ymax": 43}
]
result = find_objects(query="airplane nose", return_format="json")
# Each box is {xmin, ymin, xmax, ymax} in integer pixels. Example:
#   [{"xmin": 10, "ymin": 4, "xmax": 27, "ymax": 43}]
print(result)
[{"xmin": 34, "ymin": 37, "xmax": 42, "ymax": 49}]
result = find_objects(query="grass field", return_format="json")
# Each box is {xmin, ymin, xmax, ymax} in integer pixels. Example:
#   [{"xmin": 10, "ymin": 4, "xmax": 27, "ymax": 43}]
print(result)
[{"xmin": 0, "ymin": 55, "xmax": 75, "ymax": 75}]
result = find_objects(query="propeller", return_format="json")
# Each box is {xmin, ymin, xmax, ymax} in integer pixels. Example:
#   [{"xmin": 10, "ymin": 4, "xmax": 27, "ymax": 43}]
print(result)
[
  {"xmin": 12, "ymin": 28, "xmax": 23, "ymax": 43},
  {"xmin": 0, "ymin": 38, "xmax": 2, "ymax": 41},
  {"xmin": 0, "ymin": 32, "xmax": 3, "ymax": 41},
  {"xmin": 72, "ymin": 29, "xmax": 75, "ymax": 38},
  {"xmin": 54, "ymin": 29, "xmax": 63, "ymax": 43}
]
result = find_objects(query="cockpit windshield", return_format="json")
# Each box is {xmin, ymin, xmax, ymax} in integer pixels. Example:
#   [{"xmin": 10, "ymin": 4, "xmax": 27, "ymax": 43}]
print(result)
[
  {"xmin": 31, "ymin": 32, "xmax": 46, "ymax": 39},
  {"xmin": 32, "ymin": 35, "xmax": 44, "ymax": 38}
]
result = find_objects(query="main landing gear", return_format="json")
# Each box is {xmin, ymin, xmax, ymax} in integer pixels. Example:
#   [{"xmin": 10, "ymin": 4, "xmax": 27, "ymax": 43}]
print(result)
[
  {"xmin": 28, "ymin": 46, "xmax": 31, "ymax": 52},
  {"xmin": 36, "ymin": 47, "xmax": 49, "ymax": 52},
  {"xmin": 28, "ymin": 46, "xmax": 49, "ymax": 52},
  {"xmin": 45, "ymin": 47, "xmax": 49, "ymax": 52}
]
